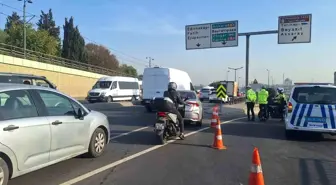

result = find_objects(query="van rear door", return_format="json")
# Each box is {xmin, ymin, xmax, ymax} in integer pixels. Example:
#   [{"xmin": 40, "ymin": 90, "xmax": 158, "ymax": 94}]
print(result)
[
  {"xmin": 142, "ymin": 68, "xmax": 169, "ymax": 100},
  {"xmin": 288, "ymin": 86, "xmax": 336, "ymax": 129}
]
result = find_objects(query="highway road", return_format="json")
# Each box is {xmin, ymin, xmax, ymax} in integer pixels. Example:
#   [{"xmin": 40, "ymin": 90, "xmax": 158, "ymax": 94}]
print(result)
[{"xmin": 8, "ymin": 102, "xmax": 336, "ymax": 185}]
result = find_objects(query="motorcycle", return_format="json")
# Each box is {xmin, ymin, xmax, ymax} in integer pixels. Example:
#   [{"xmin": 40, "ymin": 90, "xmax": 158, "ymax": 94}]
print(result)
[
  {"xmin": 152, "ymin": 97, "xmax": 188, "ymax": 144},
  {"xmin": 268, "ymin": 98, "xmax": 286, "ymax": 119},
  {"xmin": 258, "ymin": 105, "xmax": 268, "ymax": 121}
]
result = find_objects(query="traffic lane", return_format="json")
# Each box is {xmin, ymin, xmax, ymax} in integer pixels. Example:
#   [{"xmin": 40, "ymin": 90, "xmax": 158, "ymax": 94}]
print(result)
[
  {"xmin": 9, "ymin": 106, "xmax": 244, "ymax": 185},
  {"xmin": 63, "ymin": 109, "xmax": 246, "ymax": 185},
  {"xmin": 77, "ymin": 119, "xmax": 336, "ymax": 185},
  {"xmin": 84, "ymin": 102, "xmax": 152, "ymax": 137}
]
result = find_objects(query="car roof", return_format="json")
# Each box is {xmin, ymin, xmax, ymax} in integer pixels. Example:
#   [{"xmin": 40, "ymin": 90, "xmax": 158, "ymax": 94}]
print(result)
[
  {"xmin": 0, "ymin": 83, "xmax": 57, "ymax": 92},
  {"xmin": 293, "ymin": 84, "xmax": 336, "ymax": 88},
  {"xmin": 0, "ymin": 72, "xmax": 46, "ymax": 79}
]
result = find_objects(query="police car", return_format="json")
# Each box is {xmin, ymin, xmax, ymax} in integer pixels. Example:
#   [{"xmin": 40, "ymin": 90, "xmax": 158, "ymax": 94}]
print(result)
[{"xmin": 285, "ymin": 83, "xmax": 336, "ymax": 139}]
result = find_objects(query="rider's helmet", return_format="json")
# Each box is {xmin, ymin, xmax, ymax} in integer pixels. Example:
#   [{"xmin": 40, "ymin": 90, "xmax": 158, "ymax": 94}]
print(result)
[
  {"xmin": 261, "ymin": 86, "xmax": 267, "ymax": 90},
  {"xmin": 168, "ymin": 82, "xmax": 177, "ymax": 90},
  {"xmin": 277, "ymin": 87, "xmax": 284, "ymax": 93}
]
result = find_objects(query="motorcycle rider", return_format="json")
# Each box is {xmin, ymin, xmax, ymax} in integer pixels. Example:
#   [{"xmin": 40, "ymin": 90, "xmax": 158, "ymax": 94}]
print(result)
[
  {"xmin": 275, "ymin": 87, "xmax": 287, "ymax": 121},
  {"xmin": 246, "ymin": 85, "xmax": 257, "ymax": 121},
  {"xmin": 258, "ymin": 86, "xmax": 269, "ymax": 120},
  {"xmin": 163, "ymin": 82, "xmax": 186, "ymax": 139}
]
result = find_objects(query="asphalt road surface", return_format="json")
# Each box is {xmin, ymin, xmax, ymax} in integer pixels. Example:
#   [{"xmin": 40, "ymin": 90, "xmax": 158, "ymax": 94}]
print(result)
[{"xmin": 8, "ymin": 102, "xmax": 336, "ymax": 185}]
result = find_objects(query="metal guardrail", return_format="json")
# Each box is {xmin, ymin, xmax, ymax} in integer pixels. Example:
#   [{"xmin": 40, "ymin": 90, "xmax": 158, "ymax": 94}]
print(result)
[{"xmin": 0, "ymin": 43, "xmax": 135, "ymax": 77}]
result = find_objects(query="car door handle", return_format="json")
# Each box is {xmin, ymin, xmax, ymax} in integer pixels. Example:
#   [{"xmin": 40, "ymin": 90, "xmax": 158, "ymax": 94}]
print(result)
[
  {"xmin": 3, "ymin": 125, "xmax": 19, "ymax": 131},
  {"xmin": 52, "ymin": 120, "xmax": 62, "ymax": 125}
]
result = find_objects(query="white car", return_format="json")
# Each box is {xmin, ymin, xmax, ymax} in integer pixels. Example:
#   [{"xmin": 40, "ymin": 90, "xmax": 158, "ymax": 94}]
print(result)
[
  {"xmin": 0, "ymin": 83, "xmax": 110, "ymax": 185},
  {"xmin": 285, "ymin": 84, "xmax": 336, "ymax": 139},
  {"xmin": 199, "ymin": 86, "xmax": 215, "ymax": 101}
]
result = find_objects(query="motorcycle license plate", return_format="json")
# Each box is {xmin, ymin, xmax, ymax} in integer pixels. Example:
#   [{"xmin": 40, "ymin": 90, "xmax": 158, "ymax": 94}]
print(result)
[{"xmin": 155, "ymin": 123, "xmax": 165, "ymax": 130}]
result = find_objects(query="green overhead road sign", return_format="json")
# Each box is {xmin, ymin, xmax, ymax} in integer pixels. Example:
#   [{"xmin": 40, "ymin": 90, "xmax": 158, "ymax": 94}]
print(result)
[{"xmin": 216, "ymin": 84, "xmax": 226, "ymax": 98}]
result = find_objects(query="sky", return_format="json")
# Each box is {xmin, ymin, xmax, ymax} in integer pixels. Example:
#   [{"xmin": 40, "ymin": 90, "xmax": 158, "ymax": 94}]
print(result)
[{"xmin": 0, "ymin": 0, "xmax": 335, "ymax": 85}]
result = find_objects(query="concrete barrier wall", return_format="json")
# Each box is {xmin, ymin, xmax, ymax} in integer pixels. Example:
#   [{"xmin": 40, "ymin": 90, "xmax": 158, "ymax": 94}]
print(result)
[{"xmin": 0, "ymin": 54, "xmax": 105, "ymax": 98}]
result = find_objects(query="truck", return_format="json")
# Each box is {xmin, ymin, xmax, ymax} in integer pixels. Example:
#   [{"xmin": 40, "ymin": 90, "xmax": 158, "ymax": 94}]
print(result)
[{"xmin": 226, "ymin": 81, "xmax": 238, "ymax": 97}]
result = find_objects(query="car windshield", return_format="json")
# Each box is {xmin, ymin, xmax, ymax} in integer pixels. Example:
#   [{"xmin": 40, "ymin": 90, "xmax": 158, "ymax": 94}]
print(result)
[
  {"xmin": 93, "ymin": 81, "xmax": 111, "ymax": 89},
  {"xmin": 292, "ymin": 86, "xmax": 336, "ymax": 104},
  {"xmin": 179, "ymin": 91, "xmax": 196, "ymax": 100}
]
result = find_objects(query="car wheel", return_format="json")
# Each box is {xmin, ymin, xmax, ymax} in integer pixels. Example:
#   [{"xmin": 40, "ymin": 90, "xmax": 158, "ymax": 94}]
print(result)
[
  {"xmin": 0, "ymin": 157, "xmax": 9, "ymax": 185},
  {"xmin": 87, "ymin": 128, "xmax": 106, "ymax": 158},
  {"xmin": 196, "ymin": 112, "xmax": 203, "ymax": 127},
  {"xmin": 209, "ymin": 100, "xmax": 213, "ymax": 103},
  {"xmin": 107, "ymin": 96, "xmax": 113, "ymax": 103}
]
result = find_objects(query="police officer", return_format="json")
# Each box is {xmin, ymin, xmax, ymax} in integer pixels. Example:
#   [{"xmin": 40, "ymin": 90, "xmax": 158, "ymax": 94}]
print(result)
[
  {"xmin": 258, "ymin": 86, "xmax": 269, "ymax": 120},
  {"xmin": 275, "ymin": 87, "xmax": 287, "ymax": 121},
  {"xmin": 246, "ymin": 86, "xmax": 257, "ymax": 121},
  {"xmin": 163, "ymin": 82, "xmax": 186, "ymax": 139}
]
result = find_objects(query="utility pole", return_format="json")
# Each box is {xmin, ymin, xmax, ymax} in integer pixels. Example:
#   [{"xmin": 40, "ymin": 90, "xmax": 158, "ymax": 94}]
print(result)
[
  {"xmin": 228, "ymin": 67, "xmax": 243, "ymax": 81},
  {"xmin": 146, "ymin": 57, "xmax": 154, "ymax": 68},
  {"xmin": 266, "ymin": 69, "xmax": 270, "ymax": 87},
  {"xmin": 19, "ymin": 0, "xmax": 33, "ymax": 59},
  {"xmin": 283, "ymin": 73, "xmax": 285, "ymax": 85}
]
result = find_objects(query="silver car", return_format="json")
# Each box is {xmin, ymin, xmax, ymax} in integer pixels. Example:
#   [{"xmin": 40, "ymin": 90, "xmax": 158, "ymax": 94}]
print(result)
[
  {"xmin": 178, "ymin": 90, "xmax": 203, "ymax": 126},
  {"xmin": 0, "ymin": 83, "xmax": 110, "ymax": 185}
]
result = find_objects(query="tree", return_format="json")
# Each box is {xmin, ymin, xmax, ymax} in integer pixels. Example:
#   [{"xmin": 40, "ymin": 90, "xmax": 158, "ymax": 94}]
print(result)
[
  {"xmin": 85, "ymin": 43, "xmax": 119, "ymax": 70},
  {"xmin": 4, "ymin": 12, "xmax": 23, "ymax": 33},
  {"xmin": 0, "ymin": 29, "xmax": 8, "ymax": 43},
  {"xmin": 37, "ymin": 9, "xmax": 61, "ymax": 55},
  {"xmin": 5, "ymin": 23, "xmax": 59, "ymax": 55},
  {"xmin": 119, "ymin": 64, "xmax": 137, "ymax": 77},
  {"xmin": 62, "ymin": 17, "xmax": 87, "ymax": 62},
  {"xmin": 37, "ymin": 9, "xmax": 60, "ymax": 39}
]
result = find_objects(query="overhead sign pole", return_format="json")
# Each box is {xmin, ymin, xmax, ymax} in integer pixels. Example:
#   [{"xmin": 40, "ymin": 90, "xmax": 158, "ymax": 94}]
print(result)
[{"xmin": 185, "ymin": 14, "xmax": 312, "ymax": 94}]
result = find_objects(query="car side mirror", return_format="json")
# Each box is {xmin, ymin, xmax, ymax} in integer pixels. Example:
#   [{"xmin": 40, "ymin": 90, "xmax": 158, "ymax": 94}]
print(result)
[{"xmin": 76, "ymin": 108, "xmax": 84, "ymax": 120}]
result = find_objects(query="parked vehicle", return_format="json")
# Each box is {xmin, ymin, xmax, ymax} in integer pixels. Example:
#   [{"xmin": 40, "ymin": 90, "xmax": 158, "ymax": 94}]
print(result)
[
  {"xmin": 0, "ymin": 83, "xmax": 110, "ymax": 185},
  {"xmin": 141, "ymin": 67, "xmax": 195, "ymax": 112},
  {"xmin": 284, "ymin": 84, "xmax": 336, "ymax": 139},
  {"xmin": 178, "ymin": 90, "xmax": 203, "ymax": 126},
  {"xmin": 87, "ymin": 76, "xmax": 140, "ymax": 103},
  {"xmin": 0, "ymin": 72, "xmax": 57, "ymax": 89}
]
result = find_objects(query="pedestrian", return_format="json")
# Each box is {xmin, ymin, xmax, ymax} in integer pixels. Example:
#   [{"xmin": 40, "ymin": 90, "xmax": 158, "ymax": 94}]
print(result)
[{"xmin": 246, "ymin": 86, "xmax": 257, "ymax": 121}]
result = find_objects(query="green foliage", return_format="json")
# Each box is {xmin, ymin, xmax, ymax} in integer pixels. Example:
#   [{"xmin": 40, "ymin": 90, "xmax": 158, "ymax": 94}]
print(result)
[
  {"xmin": 119, "ymin": 64, "xmax": 138, "ymax": 77},
  {"xmin": 5, "ymin": 23, "xmax": 59, "ymax": 55},
  {"xmin": 61, "ymin": 17, "xmax": 87, "ymax": 63},
  {"xmin": 0, "ymin": 29, "xmax": 9, "ymax": 43}
]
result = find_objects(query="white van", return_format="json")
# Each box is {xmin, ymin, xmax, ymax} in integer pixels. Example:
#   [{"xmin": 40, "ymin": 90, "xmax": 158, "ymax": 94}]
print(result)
[
  {"xmin": 86, "ymin": 76, "xmax": 140, "ymax": 103},
  {"xmin": 141, "ymin": 67, "xmax": 195, "ymax": 112}
]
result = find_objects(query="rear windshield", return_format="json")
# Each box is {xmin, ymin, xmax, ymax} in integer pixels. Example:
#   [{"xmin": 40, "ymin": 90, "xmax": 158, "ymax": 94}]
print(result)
[
  {"xmin": 201, "ymin": 89, "xmax": 210, "ymax": 93},
  {"xmin": 93, "ymin": 81, "xmax": 111, "ymax": 89},
  {"xmin": 179, "ymin": 91, "xmax": 196, "ymax": 100},
  {"xmin": 292, "ymin": 86, "xmax": 336, "ymax": 104}
]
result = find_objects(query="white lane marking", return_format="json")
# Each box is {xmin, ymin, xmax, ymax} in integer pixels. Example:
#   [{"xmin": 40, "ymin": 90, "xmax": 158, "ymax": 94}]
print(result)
[
  {"xmin": 59, "ymin": 117, "xmax": 245, "ymax": 185},
  {"xmin": 110, "ymin": 126, "xmax": 150, "ymax": 140}
]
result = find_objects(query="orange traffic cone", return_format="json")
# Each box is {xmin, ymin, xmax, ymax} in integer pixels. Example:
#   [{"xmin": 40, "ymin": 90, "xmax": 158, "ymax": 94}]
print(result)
[
  {"xmin": 212, "ymin": 119, "xmax": 226, "ymax": 150},
  {"xmin": 248, "ymin": 147, "xmax": 265, "ymax": 185},
  {"xmin": 210, "ymin": 105, "xmax": 219, "ymax": 128}
]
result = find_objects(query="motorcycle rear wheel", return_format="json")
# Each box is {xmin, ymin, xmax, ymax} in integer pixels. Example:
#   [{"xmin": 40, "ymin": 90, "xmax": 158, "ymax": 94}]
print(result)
[{"xmin": 157, "ymin": 132, "xmax": 167, "ymax": 145}]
